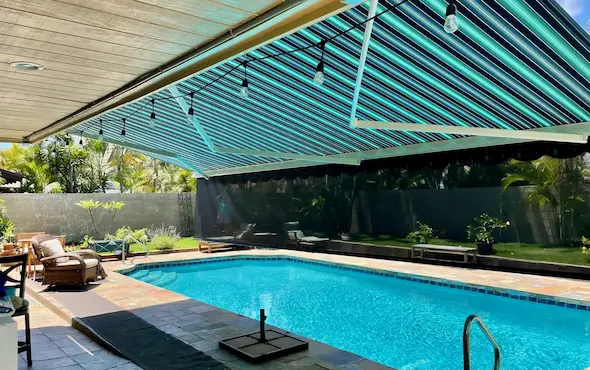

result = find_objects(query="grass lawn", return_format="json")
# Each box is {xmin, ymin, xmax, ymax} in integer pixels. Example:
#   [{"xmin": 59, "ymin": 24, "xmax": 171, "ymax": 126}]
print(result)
[
  {"xmin": 351, "ymin": 234, "xmax": 590, "ymax": 266},
  {"xmin": 127, "ymin": 236, "xmax": 197, "ymax": 253}
]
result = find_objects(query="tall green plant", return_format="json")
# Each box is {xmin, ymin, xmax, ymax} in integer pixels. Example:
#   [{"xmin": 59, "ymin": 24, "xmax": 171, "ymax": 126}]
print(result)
[
  {"xmin": 102, "ymin": 201, "xmax": 125, "ymax": 236},
  {"xmin": 77, "ymin": 200, "xmax": 102, "ymax": 238},
  {"xmin": 502, "ymin": 156, "xmax": 587, "ymax": 245}
]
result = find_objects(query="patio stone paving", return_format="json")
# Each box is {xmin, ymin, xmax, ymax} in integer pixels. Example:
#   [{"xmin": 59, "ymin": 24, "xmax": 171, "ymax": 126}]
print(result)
[{"xmin": 14, "ymin": 296, "xmax": 139, "ymax": 370}]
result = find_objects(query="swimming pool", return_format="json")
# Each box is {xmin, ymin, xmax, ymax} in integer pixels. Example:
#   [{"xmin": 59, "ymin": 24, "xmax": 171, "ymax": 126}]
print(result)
[{"xmin": 126, "ymin": 257, "xmax": 590, "ymax": 369}]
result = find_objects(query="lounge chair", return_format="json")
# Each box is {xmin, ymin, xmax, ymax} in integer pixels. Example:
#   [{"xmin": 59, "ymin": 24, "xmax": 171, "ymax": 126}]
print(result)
[
  {"xmin": 31, "ymin": 235, "xmax": 108, "ymax": 286},
  {"xmin": 285, "ymin": 230, "xmax": 329, "ymax": 250}
]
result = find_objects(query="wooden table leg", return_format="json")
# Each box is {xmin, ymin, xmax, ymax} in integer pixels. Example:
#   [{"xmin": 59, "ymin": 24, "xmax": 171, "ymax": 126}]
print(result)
[{"xmin": 27, "ymin": 247, "xmax": 33, "ymax": 278}]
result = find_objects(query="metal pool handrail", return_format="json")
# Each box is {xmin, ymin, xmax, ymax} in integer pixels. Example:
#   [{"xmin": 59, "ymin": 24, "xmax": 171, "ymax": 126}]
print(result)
[
  {"xmin": 121, "ymin": 233, "xmax": 150, "ymax": 262},
  {"xmin": 463, "ymin": 314, "xmax": 501, "ymax": 370}
]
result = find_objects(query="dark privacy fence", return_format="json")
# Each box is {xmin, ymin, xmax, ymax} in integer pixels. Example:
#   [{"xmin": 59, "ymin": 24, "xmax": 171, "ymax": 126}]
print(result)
[
  {"xmin": 352, "ymin": 187, "xmax": 556, "ymax": 244},
  {"xmin": 193, "ymin": 177, "xmax": 559, "ymax": 247}
]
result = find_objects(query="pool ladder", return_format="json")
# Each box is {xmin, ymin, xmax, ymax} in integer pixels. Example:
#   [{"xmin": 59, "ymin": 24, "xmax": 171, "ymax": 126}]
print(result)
[{"xmin": 463, "ymin": 314, "xmax": 501, "ymax": 370}]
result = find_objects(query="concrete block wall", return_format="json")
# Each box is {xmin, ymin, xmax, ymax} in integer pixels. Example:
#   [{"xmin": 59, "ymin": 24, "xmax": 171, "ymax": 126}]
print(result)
[{"xmin": 1, "ymin": 193, "xmax": 193, "ymax": 242}]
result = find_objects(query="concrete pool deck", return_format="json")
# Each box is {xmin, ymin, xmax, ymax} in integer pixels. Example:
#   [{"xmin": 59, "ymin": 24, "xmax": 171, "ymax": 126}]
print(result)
[{"xmin": 26, "ymin": 249, "xmax": 590, "ymax": 369}]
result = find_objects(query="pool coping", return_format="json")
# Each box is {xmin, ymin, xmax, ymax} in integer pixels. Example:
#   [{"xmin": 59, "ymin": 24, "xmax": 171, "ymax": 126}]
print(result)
[{"xmin": 118, "ymin": 254, "xmax": 590, "ymax": 312}]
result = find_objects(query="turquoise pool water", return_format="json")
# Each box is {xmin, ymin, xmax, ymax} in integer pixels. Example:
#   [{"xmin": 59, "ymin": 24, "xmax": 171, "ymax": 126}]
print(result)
[{"xmin": 128, "ymin": 259, "xmax": 590, "ymax": 369}]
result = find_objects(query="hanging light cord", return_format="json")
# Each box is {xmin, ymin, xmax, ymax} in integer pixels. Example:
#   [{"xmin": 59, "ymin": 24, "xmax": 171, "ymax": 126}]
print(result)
[{"xmin": 92, "ymin": 0, "xmax": 419, "ymax": 129}]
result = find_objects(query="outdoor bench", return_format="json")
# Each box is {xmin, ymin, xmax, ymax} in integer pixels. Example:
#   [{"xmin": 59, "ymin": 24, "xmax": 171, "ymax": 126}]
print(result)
[{"xmin": 411, "ymin": 244, "xmax": 477, "ymax": 264}]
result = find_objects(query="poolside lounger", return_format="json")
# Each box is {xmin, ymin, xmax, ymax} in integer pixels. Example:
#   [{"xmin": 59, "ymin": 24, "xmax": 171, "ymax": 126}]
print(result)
[{"xmin": 286, "ymin": 230, "xmax": 329, "ymax": 250}]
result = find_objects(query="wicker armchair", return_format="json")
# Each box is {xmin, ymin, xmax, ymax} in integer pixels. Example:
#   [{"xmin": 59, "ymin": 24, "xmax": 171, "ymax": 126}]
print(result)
[{"xmin": 31, "ymin": 235, "xmax": 107, "ymax": 286}]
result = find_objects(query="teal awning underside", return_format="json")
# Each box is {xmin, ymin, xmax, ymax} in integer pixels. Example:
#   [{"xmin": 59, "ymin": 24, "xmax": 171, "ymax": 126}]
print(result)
[{"xmin": 76, "ymin": 0, "xmax": 590, "ymax": 177}]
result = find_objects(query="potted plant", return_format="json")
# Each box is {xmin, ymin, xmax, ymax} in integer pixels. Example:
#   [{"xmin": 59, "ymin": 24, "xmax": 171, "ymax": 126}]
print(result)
[{"xmin": 467, "ymin": 214, "xmax": 510, "ymax": 255}]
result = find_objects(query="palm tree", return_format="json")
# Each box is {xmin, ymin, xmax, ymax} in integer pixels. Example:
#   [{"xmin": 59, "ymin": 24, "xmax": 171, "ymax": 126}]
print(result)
[{"xmin": 502, "ymin": 156, "xmax": 588, "ymax": 245}]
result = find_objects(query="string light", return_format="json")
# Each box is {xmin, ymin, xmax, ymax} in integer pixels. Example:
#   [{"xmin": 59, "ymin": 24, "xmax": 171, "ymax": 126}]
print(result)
[
  {"xmin": 88, "ymin": 0, "xmax": 423, "ymax": 134},
  {"xmin": 314, "ymin": 41, "xmax": 326, "ymax": 86},
  {"xmin": 121, "ymin": 118, "xmax": 126, "ymax": 142},
  {"xmin": 240, "ymin": 62, "xmax": 249, "ymax": 99},
  {"xmin": 78, "ymin": 131, "xmax": 83, "ymax": 147},
  {"xmin": 444, "ymin": 0, "xmax": 459, "ymax": 34},
  {"xmin": 188, "ymin": 92, "xmax": 195, "ymax": 116},
  {"xmin": 98, "ymin": 119, "xmax": 104, "ymax": 142},
  {"xmin": 149, "ymin": 99, "xmax": 157, "ymax": 127}
]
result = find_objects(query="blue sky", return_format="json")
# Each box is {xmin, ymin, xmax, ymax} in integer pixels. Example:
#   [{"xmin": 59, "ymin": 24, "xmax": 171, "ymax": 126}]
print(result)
[
  {"xmin": 557, "ymin": 0, "xmax": 590, "ymax": 32},
  {"xmin": 0, "ymin": 1, "xmax": 587, "ymax": 152}
]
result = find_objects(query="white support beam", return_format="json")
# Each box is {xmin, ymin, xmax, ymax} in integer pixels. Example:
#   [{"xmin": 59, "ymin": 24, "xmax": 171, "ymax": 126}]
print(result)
[
  {"xmin": 82, "ymin": 133, "xmax": 178, "ymax": 157},
  {"xmin": 354, "ymin": 120, "xmax": 589, "ymax": 144},
  {"xmin": 214, "ymin": 147, "xmax": 361, "ymax": 165},
  {"xmin": 167, "ymin": 85, "xmax": 216, "ymax": 152},
  {"xmin": 349, "ymin": 0, "xmax": 379, "ymax": 127},
  {"xmin": 176, "ymin": 156, "xmax": 209, "ymax": 180}
]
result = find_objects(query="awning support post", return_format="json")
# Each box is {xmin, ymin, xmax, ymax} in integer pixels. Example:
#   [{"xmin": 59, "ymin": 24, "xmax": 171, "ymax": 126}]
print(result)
[
  {"xmin": 167, "ymin": 86, "xmax": 216, "ymax": 153},
  {"xmin": 349, "ymin": 0, "xmax": 379, "ymax": 127},
  {"xmin": 176, "ymin": 156, "xmax": 209, "ymax": 180}
]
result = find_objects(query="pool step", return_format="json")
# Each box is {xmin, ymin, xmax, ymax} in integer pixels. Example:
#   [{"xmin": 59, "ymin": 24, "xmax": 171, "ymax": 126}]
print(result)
[
  {"xmin": 155, "ymin": 272, "xmax": 178, "ymax": 287},
  {"xmin": 130, "ymin": 270, "xmax": 149, "ymax": 280},
  {"xmin": 141, "ymin": 271, "xmax": 163, "ymax": 284}
]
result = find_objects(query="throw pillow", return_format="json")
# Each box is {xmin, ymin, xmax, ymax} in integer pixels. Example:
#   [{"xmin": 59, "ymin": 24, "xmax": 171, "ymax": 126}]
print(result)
[{"xmin": 40, "ymin": 239, "xmax": 68, "ymax": 264}]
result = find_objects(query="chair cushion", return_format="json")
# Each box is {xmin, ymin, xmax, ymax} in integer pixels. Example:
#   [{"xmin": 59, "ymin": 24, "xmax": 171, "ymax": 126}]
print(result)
[
  {"xmin": 54, "ymin": 258, "xmax": 98, "ymax": 270},
  {"xmin": 288, "ymin": 230, "xmax": 305, "ymax": 240},
  {"xmin": 40, "ymin": 239, "xmax": 68, "ymax": 264}
]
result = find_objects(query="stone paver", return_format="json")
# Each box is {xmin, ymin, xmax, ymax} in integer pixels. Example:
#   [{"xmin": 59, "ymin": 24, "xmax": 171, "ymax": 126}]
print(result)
[{"xmin": 14, "ymin": 296, "xmax": 141, "ymax": 370}]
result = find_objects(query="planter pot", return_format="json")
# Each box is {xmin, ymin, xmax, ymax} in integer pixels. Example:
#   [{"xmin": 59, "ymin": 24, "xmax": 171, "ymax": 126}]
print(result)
[{"xmin": 476, "ymin": 242, "xmax": 494, "ymax": 255}]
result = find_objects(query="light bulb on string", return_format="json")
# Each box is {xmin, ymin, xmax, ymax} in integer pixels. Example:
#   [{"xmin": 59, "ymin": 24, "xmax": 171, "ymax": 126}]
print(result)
[
  {"xmin": 444, "ymin": 0, "xmax": 459, "ymax": 34},
  {"xmin": 188, "ymin": 92, "xmax": 195, "ymax": 116},
  {"xmin": 314, "ymin": 41, "xmax": 326, "ymax": 86},
  {"xmin": 78, "ymin": 131, "xmax": 83, "ymax": 148},
  {"xmin": 240, "ymin": 62, "xmax": 249, "ymax": 99},
  {"xmin": 149, "ymin": 99, "xmax": 157, "ymax": 128},
  {"xmin": 98, "ymin": 119, "xmax": 104, "ymax": 142},
  {"xmin": 120, "ymin": 118, "xmax": 126, "ymax": 143}
]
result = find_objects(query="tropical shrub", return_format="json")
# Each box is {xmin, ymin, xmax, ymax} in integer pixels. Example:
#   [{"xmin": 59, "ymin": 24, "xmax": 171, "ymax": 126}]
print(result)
[
  {"xmin": 406, "ymin": 222, "xmax": 434, "ymax": 243},
  {"xmin": 80, "ymin": 235, "xmax": 94, "ymax": 248},
  {"xmin": 151, "ymin": 236, "xmax": 177, "ymax": 250},
  {"xmin": 106, "ymin": 226, "xmax": 148, "ymax": 243},
  {"xmin": 0, "ymin": 199, "xmax": 15, "ymax": 243},
  {"xmin": 581, "ymin": 236, "xmax": 590, "ymax": 255},
  {"xmin": 147, "ymin": 225, "xmax": 180, "ymax": 250},
  {"xmin": 467, "ymin": 213, "xmax": 510, "ymax": 244}
]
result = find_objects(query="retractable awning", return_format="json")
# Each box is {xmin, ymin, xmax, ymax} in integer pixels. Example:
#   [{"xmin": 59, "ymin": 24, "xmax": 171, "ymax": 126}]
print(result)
[{"xmin": 74, "ymin": 0, "xmax": 590, "ymax": 178}]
